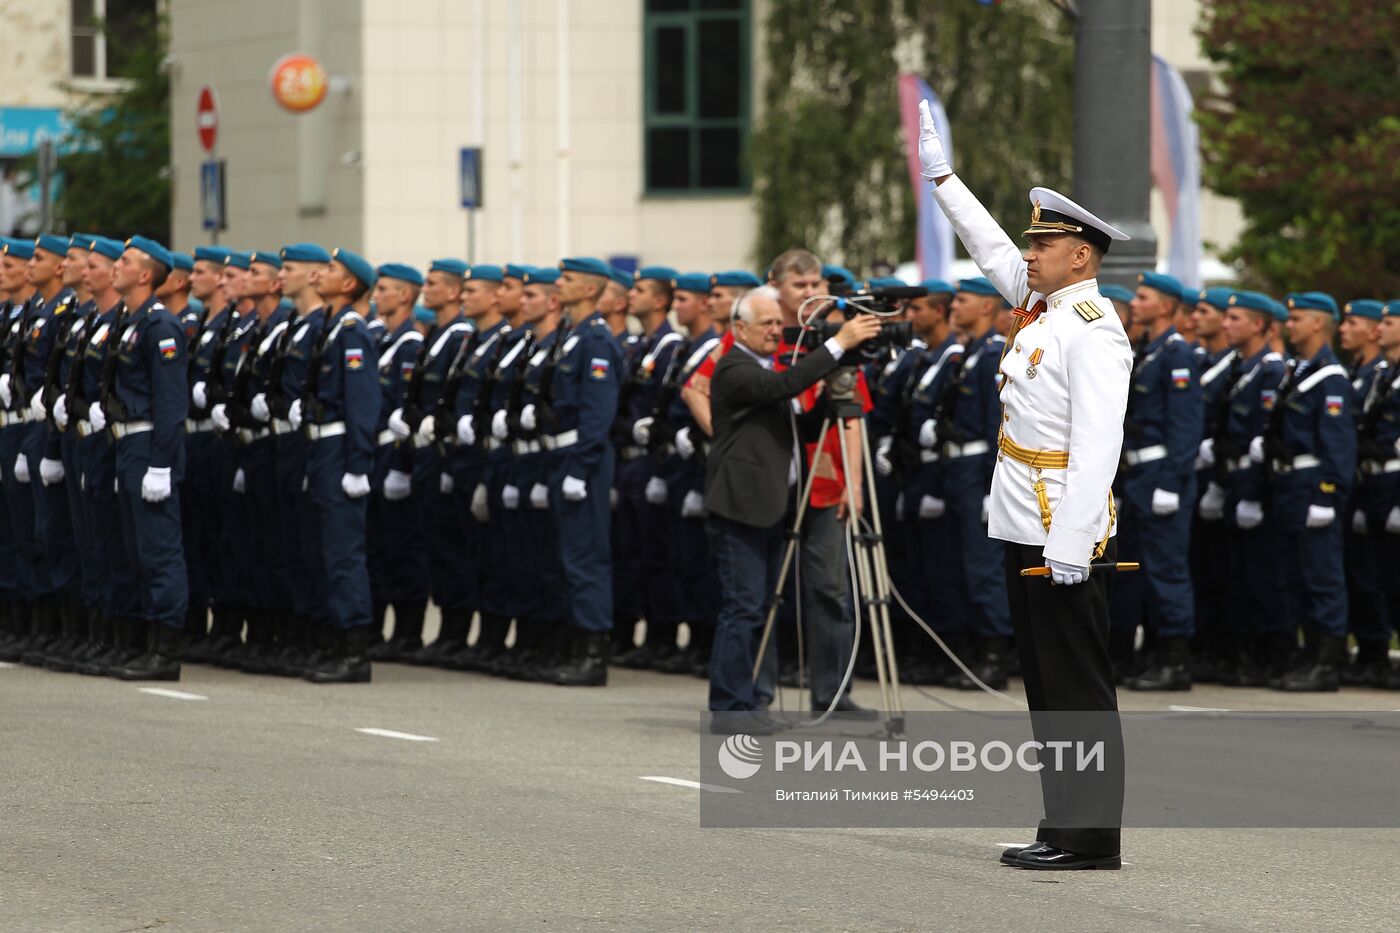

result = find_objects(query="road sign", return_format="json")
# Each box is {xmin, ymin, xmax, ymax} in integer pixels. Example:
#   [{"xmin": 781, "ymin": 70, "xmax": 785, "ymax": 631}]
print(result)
[
  {"xmin": 200, "ymin": 160, "xmax": 226, "ymax": 232},
  {"xmin": 459, "ymin": 147, "xmax": 483, "ymax": 209},
  {"xmin": 197, "ymin": 87, "xmax": 218, "ymax": 153}
]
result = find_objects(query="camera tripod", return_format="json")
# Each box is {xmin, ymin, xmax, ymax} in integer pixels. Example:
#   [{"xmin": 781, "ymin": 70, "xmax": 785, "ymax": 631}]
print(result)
[{"xmin": 751, "ymin": 364, "xmax": 906, "ymax": 738}]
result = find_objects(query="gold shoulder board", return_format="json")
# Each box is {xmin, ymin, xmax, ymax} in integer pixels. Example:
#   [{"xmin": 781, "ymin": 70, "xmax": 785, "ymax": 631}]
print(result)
[{"xmin": 1074, "ymin": 301, "xmax": 1104, "ymax": 322}]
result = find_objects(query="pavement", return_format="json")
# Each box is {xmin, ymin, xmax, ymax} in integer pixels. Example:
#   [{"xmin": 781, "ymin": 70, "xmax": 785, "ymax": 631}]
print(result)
[{"xmin": 3, "ymin": 629, "xmax": 1398, "ymax": 933}]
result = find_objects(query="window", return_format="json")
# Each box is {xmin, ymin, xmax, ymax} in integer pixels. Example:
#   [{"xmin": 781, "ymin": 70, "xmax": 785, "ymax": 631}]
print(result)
[
  {"xmin": 71, "ymin": 0, "xmax": 159, "ymax": 81},
  {"xmin": 644, "ymin": 0, "xmax": 751, "ymax": 195}
]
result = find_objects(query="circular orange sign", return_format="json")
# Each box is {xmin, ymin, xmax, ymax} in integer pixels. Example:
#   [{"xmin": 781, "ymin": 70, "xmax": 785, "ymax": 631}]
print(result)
[{"xmin": 269, "ymin": 53, "xmax": 328, "ymax": 113}]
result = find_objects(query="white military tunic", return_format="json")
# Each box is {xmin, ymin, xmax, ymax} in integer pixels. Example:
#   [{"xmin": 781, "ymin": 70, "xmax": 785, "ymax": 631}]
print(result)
[{"xmin": 933, "ymin": 176, "xmax": 1132, "ymax": 566}]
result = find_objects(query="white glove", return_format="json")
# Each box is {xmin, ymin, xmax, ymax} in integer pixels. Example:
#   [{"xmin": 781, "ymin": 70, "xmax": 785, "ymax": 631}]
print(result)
[
  {"xmin": 439, "ymin": 472, "xmax": 455, "ymax": 495},
  {"xmin": 520, "ymin": 403, "xmax": 537, "ymax": 432},
  {"xmin": 416, "ymin": 414, "xmax": 436, "ymax": 446},
  {"xmin": 681, "ymin": 490, "xmax": 706, "ymax": 518},
  {"xmin": 0, "ymin": 374, "xmax": 10, "ymax": 408},
  {"xmin": 53, "ymin": 393, "xmax": 68, "ymax": 430},
  {"xmin": 918, "ymin": 419, "xmax": 938, "ymax": 450},
  {"xmin": 502, "ymin": 484, "xmax": 520, "ymax": 510},
  {"xmin": 1235, "ymin": 500, "xmax": 1264, "ymax": 530},
  {"xmin": 917, "ymin": 99, "xmax": 952, "ymax": 180},
  {"xmin": 30, "ymin": 394, "xmax": 46, "ymax": 421},
  {"xmin": 1045, "ymin": 557, "xmax": 1088, "ymax": 586},
  {"xmin": 895, "ymin": 491, "xmax": 906, "ymax": 521},
  {"xmin": 918, "ymin": 495, "xmax": 945, "ymax": 520},
  {"xmin": 1386, "ymin": 506, "xmax": 1400, "ymax": 534},
  {"xmin": 211, "ymin": 403, "xmax": 231, "ymax": 433},
  {"xmin": 457, "ymin": 414, "xmax": 475, "ymax": 446},
  {"xmin": 1196, "ymin": 438, "xmax": 1216, "ymax": 470},
  {"xmin": 491, "ymin": 409, "xmax": 510, "ymax": 441},
  {"xmin": 341, "ymin": 473, "xmax": 371, "ymax": 499},
  {"xmin": 39, "ymin": 457, "xmax": 64, "ymax": 486},
  {"xmin": 288, "ymin": 398, "xmax": 303, "ymax": 430},
  {"xmin": 530, "ymin": 482, "xmax": 549, "ymax": 509},
  {"xmin": 645, "ymin": 476, "xmax": 668, "ymax": 505},
  {"xmin": 1151, "ymin": 488, "xmax": 1180, "ymax": 516},
  {"xmin": 1248, "ymin": 435, "xmax": 1264, "ymax": 464},
  {"xmin": 250, "ymin": 392, "xmax": 270, "ymax": 423},
  {"xmin": 1351, "ymin": 510, "xmax": 1367, "ymax": 534},
  {"xmin": 388, "ymin": 407, "xmax": 411, "ymax": 441},
  {"xmin": 610, "ymin": 487, "xmax": 618, "ymax": 509},
  {"xmin": 88, "ymin": 401, "xmax": 106, "ymax": 432},
  {"xmin": 384, "ymin": 469, "xmax": 411, "ymax": 501},
  {"xmin": 675, "ymin": 426, "xmax": 696, "ymax": 460},
  {"xmin": 470, "ymin": 482, "xmax": 489, "ymax": 521},
  {"xmin": 192, "ymin": 381, "xmax": 208, "ymax": 409},
  {"xmin": 14, "ymin": 454, "xmax": 30, "ymax": 484},
  {"xmin": 632, "ymin": 416, "xmax": 654, "ymax": 446},
  {"xmin": 1198, "ymin": 482, "xmax": 1226, "ymax": 521},
  {"xmin": 141, "ymin": 466, "xmax": 172, "ymax": 502},
  {"xmin": 1305, "ymin": 504, "xmax": 1335, "ymax": 529},
  {"xmin": 229, "ymin": 467, "xmax": 245, "ymax": 493},
  {"xmin": 981, "ymin": 495, "xmax": 990, "ymax": 524},
  {"xmin": 875, "ymin": 436, "xmax": 893, "ymax": 476},
  {"xmin": 562, "ymin": 475, "xmax": 587, "ymax": 502}
]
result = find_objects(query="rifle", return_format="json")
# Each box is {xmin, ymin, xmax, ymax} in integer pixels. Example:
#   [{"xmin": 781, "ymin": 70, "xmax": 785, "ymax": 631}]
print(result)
[
  {"xmin": 401, "ymin": 323, "xmax": 466, "ymax": 433},
  {"xmin": 471, "ymin": 330, "xmax": 514, "ymax": 450},
  {"xmin": 609, "ymin": 335, "xmax": 651, "ymax": 447},
  {"xmin": 1261, "ymin": 357, "xmax": 1300, "ymax": 475},
  {"xmin": 60, "ymin": 306, "xmax": 103, "ymax": 433},
  {"xmin": 301, "ymin": 308, "xmax": 344, "ymax": 425},
  {"xmin": 227, "ymin": 314, "xmax": 278, "ymax": 430},
  {"xmin": 500, "ymin": 330, "xmax": 537, "ymax": 438},
  {"xmin": 533, "ymin": 319, "xmax": 575, "ymax": 437},
  {"xmin": 891, "ymin": 347, "xmax": 932, "ymax": 480},
  {"xmin": 98, "ymin": 303, "xmax": 132, "ymax": 424},
  {"xmin": 9, "ymin": 295, "xmax": 36, "ymax": 409},
  {"xmin": 198, "ymin": 304, "xmax": 239, "ymax": 414},
  {"xmin": 1205, "ymin": 355, "xmax": 1244, "ymax": 483},
  {"xmin": 1356, "ymin": 364, "xmax": 1397, "ymax": 467},
  {"xmin": 265, "ymin": 307, "xmax": 306, "ymax": 420},
  {"xmin": 40, "ymin": 300, "xmax": 83, "ymax": 414},
  {"xmin": 431, "ymin": 326, "xmax": 483, "ymax": 437},
  {"xmin": 931, "ymin": 348, "xmax": 969, "ymax": 446},
  {"xmin": 644, "ymin": 338, "xmax": 693, "ymax": 456}
]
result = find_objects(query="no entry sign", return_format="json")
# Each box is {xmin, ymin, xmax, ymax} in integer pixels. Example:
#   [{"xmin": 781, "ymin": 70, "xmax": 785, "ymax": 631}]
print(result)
[{"xmin": 197, "ymin": 86, "xmax": 218, "ymax": 153}]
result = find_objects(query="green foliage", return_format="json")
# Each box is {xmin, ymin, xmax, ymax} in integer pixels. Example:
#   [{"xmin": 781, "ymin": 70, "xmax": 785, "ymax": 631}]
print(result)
[
  {"xmin": 749, "ymin": 0, "xmax": 1074, "ymax": 274},
  {"xmin": 1196, "ymin": 0, "xmax": 1400, "ymax": 298}
]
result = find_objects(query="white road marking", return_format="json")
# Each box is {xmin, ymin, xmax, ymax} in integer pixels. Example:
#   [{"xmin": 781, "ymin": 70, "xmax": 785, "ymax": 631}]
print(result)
[
  {"xmin": 639, "ymin": 775, "xmax": 741, "ymax": 794},
  {"xmin": 1168, "ymin": 704, "xmax": 1231, "ymax": 712},
  {"xmin": 0, "ymin": 661, "xmax": 15, "ymax": 669},
  {"xmin": 355, "ymin": 727, "xmax": 438, "ymax": 743},
  {"xmin": 138, "ymin": 687, "xmax": 208, "ymax": 701}
]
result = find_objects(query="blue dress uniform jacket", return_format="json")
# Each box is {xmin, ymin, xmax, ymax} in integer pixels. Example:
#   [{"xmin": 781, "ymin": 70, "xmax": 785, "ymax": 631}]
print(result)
[
  {"xmin": 1224, "ymin": 349, "xmax": 1287, "ymax": 508},
  {"xmin": 904, "ymin": 334, "xmax": 964, "ymax": 631},
  {"xmin": 274, "ymin": 307, "xmax": 328, "ymax": 623},
  {"xmin": 310, "ymin": 305, "xmax": 381, "ymax": 476},
  {"xmin": 376, "ymin": 318, "xmax": 423, "ymax": 473},
  {"xmin": 518, "ymin": 329, "xmax": 567, "ymax": 625},
  {"xmin": 1123, "ymin": 327, "xmax": 1204, "ymax": 502}
]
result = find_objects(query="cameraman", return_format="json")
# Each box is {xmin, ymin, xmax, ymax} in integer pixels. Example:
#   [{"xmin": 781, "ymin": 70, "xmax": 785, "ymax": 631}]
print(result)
[{"xmin": 704, "ymin": 287, "xmax": 879, "ymax": 725}]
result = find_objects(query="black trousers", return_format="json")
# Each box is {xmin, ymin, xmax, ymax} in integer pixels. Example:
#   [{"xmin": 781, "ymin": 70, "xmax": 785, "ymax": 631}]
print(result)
[{"xmin": 1003, "ymin": 539, "xmax": 1123, "ymax": 857}]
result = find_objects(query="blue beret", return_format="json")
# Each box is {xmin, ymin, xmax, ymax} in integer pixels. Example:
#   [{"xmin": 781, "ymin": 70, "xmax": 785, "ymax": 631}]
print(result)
[
  {"xmin": 559, "ymin": 257, "xmax": 612, "ymax": 279},
  {"xmin": 920, "ymin": 279, "xmax": 956, "ymax": 295},
  {"xmin": 248, "ymin": 250, "xmax": 282, "ymax": 270},
  {"xmin": 866, "ymin": 276, "xmax": 906, "ymax": 290},
  {"xmin": 608, "ymin": 267, "xmax": 634, "ymax": 289},
  {"xmin": 412, "ymin": 304, "xmax": 436, "ymax": 324},
  {"xmin": 36, "ymin": 233, "xmax": 70, "ymax": 257},
  {"xmin": 673, "ymin": 272, "xmax": 711, "ymax": 294},
  {"xmin": 468, "ymin": 264, "xmax": 504, "ymax": 283},
  {"xmin": 1137, "ymin": 271, "xmax": 1183, "ymax": 302},
  {"xmin": 377, "ymin": 263, "xmax": 424, "ymax": 287},
  {"xmin": 1227, "ymin": 290, "xmax": 1285, "ymax": 322},
  {"xmin": 636, "ymin": 265, "xmax": 680, "ymax": 284},
  {"xmin": 1286, "ymin": 291, "xmax": 1339, "ymax": 319},
  {"xmin": 503, "ymin": 263, "xmax": 531, "ymax": 281},
  {"xmin": 69, "ymin": 233, "xmax": 96, "ymax": 252},
  {"xmin": 822, "ymin": 265, "xmax": 857, "ymax": 289},
  {"xmin": 1385, "ymin": 300, "xmax": 1400, "ymax": 318},
  {"xmin": 194, "ymin": 246, "xmax": 230, "ymax": 265},
  {"xmin": 957, "ymin": 276, "xmax": 1001, "ymax": 297},
  {"xmin": 331, "ymin": 247, "xmax": 377, "ymax": 289},
  {"xmin": 2, "ymin": 237, "xmax": 35, "ymax": 260},
  {"xmin": 1099, "ymin": 284, "xmax": 1134, "ymax": 304},
  {"xmin": 428, "ymin": 258, "xmax": 468, "ymax": 278},
  {"xmin": 522, "ymin": 266, "xmax": 558, "ymax": 286},
  {"xmin": 1199, "ymin": 286, "xmax": 1234, "ymax": 310},
  {"xmin": 223, "ymin": 250, "xmax": 252, "ymax": 271},
  {"xmin": 711, "ymin": 270, "xmax": 763, "ymax": 289},
  {"xmin": 1344, "ymin": 299, "xmax": 1384, "ymax": 321},
  {"xmin": 90, "ymin": 237, "xmax": 125, "ymax": 261},
  {"xmin": 125, "ymin": 235, "xmax": 173, "ymax": 271},
  {"xmin": 170, "ymin": 252, "xmax": 193, "ymax": 272},
  {"xmin": 280, "ymin": 242, "xmax": 332, "ymax": 264}
]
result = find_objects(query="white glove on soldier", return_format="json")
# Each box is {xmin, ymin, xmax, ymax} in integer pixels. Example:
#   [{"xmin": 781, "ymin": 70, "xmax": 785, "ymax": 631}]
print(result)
[
  {"xmin": 1352, "ymin": 510, "xmax": 1367, "ymax": 535},
  {"xmin": 341, "ymin": 473, "xmax": 370, "ymax": 499},
  {"xmin": 192, "ymin": 381, "xmax": 208, "ymax": 410},
  {"xmin": 439, "ymin": 473, "xmax": 455, "ymax": 495},
  {"xmin": 1305, "ymin": 505, "xmax": 1335, "ymax": 529},
  {"xmin": 250, "ymin": 393, "xmax": 270, "ymax": 423},
  {"xmin": 415, "ymin": 414, "xmax": 436, "ymax": 447},
  {"xmin": 1235, "ymin": 500, "xmax": 1264, "ymax": 530},
  {"xmin": 491, "ymin": 409, "xmax": 510, "ymax": 441},
  {"xmin": 211, "ymin": 403, "xmax": 231, "ymax": 433},
  {"xmin": 632, "ymin": 416, "xmax": 653, "ymax": 447},
  {"xmin": 981, "ymin": 495, "xmax": 990, "ymax": 524},
  {"xmin": 1045, "ymin": 557, "xmax": 1088, "ymax": 586},
  {"xmin": 30, "ymin": 394, "xmax": 46, "ymax": 422},
  {"xmin": 875, "ymin": 436, "xmax": 893, "ymax": 476},
  {"xmin": 520, "ymin": 404, "xmax": 537, "ymax": 432},
  {"xmin": 675, "ymin": 426, "xmax": 696, "ymax": 460},
  {"xmin": 39, "ymin": 457, "xmax": 64, "ymax": 486},
  {"xmin": 1196, "ymin": 437, "xmax": 1216, "ymax": 470},
  {"xmin": 388, "ymin": 407, "xmax": 411, "ymax": 441},
  {"xmin": 681, "ymin": 490, "xmax": 706, "ymax": 518},
  {"xmin": 502, "ymin": 484, "xmax": 520, "ymax": 510},
  {"xmin": 917, "ymin": 495, "xmax": 945, "ymax": 520},
  {"xmin": 644, "ymin": 476, "xmax": 668, "ymax": 505},
  {"xmin": 53, "ymin": 393, "xmax": 69, "ymax": 430},
  {"xmin": 88, "ymin": 401, "xmax": 106, "ymax": 432},
  {"xmin": 562, "ymin": 475, "xmax": 587, "ymax": 502},
  {"xmin": 1198, "ymin": 482, "xmax": 1226, "ymax": 521},
  {"xmin": 917, "ymin": 99, "xmax": 952, "ymax": 180},
  {"xmin": 232, "ymin": 468, "xmax": 246, "ymax": 494},
  {"xmin": 288, "ymin": 399, "xmax": 303, "ymax": 431},
  {"xmin": 457, "ymin": 414, "xmax": 475, "ymax": 446},
  {"xmin": 1248, "ymin": 435, "xmax": 1265, "ymax": 464},
  {"xmin": 141, "ymin": 466, "xmax": 172, "ymax": 502},
  {"xmin": 530, "ymin": 483, "xmax": 549, "ymax": 509},
  {"xmin": 1386, "ymin": 506, "xmax": 1400, "ymax": 534},
  {"xmin": 14, "ymin": 454, "xmax": 30, "ymax": 484},
  {"xmin": 384, "ymin": 469, "xmax": 411, "ymax": 501},
  {"xmin": 0, "ymin": 374, "xmax": 11, "ymax": 408},
  {"xmin": 918, "ymin": 419, "xmax": 938, "ymax": 450},
  {"xmin": 470, "ymin": 482, "xmax": 489, "ymax": 521},
  {"xmin": 1151, "ymin": 488, "xmax": 1180, "ymax": 516}
]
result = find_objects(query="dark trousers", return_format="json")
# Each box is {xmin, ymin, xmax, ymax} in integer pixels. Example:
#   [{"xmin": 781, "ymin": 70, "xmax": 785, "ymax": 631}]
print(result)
[
  {"xmin": 798, "ymin": 504, "xmax": 856, "ymax": 706},
  {"xmin": 707, "ymin": 513, "xmax": 781, "ymax": 711},
  {"xmin": 0, "ymin": 425, "xmax": 37, "ymax": 601},
  {"xmin": 946, "ymin": 461, "xmax": 1011, "ymax": 638},
  {"xmin": 274, "ymin": 433, "xmax": 323, "ymax": 621},
  {"xmin": 115, "ymin": 440, "xmax": 189, "ymax": 630},
  {"xmin": 1111, "ymin": 488, "xmax": 1196, "ymax": 640},
  {"xmin": 306, "ymin": 435, "xmax": 371, "ymax": 630},
  {"xmin": 1003, "ymin": 539, "xmax": 1123, "ymax": 857},
  {"xmin": 554, "ymin": 447, "xmax": 615, "ymax": 633},
  {"xmin": 80, "ymin": 432, "xmax": 138, "ymax": 618},
  {"xmin": 1344, "ymin": 521, "xmax": 1388, "ymax": 643}
]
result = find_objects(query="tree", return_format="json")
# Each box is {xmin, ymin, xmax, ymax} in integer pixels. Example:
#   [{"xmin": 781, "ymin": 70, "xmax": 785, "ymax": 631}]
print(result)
[
  {"xmin": 1196, "ymin": 0, "xmax": 1400, "ymax": 298},
  {"xmin": 750, "ymin": 1, "xmax": 1074, "ymax": 274},
  {"xmin": 37, "ymin": 13, "xmax": 171, "ymax": 243}
]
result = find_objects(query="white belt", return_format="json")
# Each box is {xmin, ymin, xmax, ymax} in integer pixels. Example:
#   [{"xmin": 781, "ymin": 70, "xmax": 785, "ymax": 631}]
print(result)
[
  {"xmin": 484, "ymin": 437, "xmax": 503, "ymax": 451},
  {"xmin": 186, "ymin": 418, "xmax": 214, "ymax": 433},
  {"xmin": 76, "ymin": 419, "xmax": 94, "ymax": 438},
  {"xmin": 620, "ymin": 445, "xmax": 648, "ymax": 461},
  {"xmin": 943, "ymin": 440, "xmax": 990, "ymax": 459},
  {"xmin": 238, "ymin": 428, "xmax": 270, "ymax": 444},
  {"xmin": 0, "ymin": 410, "xmax": 29, "ymax": 427},
  {"xmin": 919, "ymin": 449, "xmax": 940, "ymax": 463},
  {"xmin": 542, "ymin": 429, "xmax": 578, "ymax": 451},
  {"xmin": 111, "ymin": 420, "xmax": 154, "ymax": 439},
  {"xmin": 513, "ymin": 440, "xmax": 541, "ymax": 455},
  {"xmin": 1271, "ymin": 454, "xmax": 1320, "ymax": 473},
  {"xmin": 377, "ymin": 429, "xmax": 396, "ymax": 447},
  {"xmin": 306, "ymin": 421, "xmax": 346, "ymax": 440},
  {"xmin": 413, "ymin": 432, "xmax": 435, "ymax": 449},
  {"xmin": 1227, "ymin": 456, "xmax": 1251, "ymax": 473},
  {"xmin": 1361, "ymin": 458, "xmax": 1400, "ymax": 476},
  {"xmin": 273, "ymin": 419, "xmax": 295, "ymax": 436},
  {"xmin": 1124, "ymin": 444, "xmax": 1167, "ymax": 466}
]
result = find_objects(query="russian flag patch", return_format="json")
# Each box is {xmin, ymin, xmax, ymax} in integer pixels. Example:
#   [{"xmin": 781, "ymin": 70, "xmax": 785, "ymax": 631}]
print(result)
[
  {"xmin": 158, "ymin": 337, "xmax": 178, "ymax": 361},
  {"xmin": 346, "ymin": 347, "xmax": 364, "ymax": 370},
  {"xmin": 1324, "ymin": 394, "xmax": 1343, "ymax": 416},
  {"xmin": 1171, "ymin": 367, "xmax": 1190, "ymax": 389},
  {"xmin": 589, "ymin": 357, "xmax": 610, "ymax": 380},
  {"xmin": 1261, "ymin": 389, "xmax": 1277, "ymax": 410}
]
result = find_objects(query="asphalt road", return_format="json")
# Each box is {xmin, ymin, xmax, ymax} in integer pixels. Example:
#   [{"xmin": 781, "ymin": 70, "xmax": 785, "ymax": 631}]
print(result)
[{"xmin": 3, "ymin": 639, "xmax": 1398, "ymax": 932}]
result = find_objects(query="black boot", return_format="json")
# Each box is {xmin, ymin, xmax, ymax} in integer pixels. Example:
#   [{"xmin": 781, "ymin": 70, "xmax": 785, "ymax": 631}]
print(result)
[
  {"xmin": 304, "ymin": 624, "xmax": 374, "ymax": 684},
  {"xmin": 236, "ymin": 611, "xmax": 277, "ymax": 675},
  {"xmin": 1340, "ymin": 639, "xmax": 1391, "ymax": 688},
  {"xmin": 408, "ymin": 607, "xmax": 470, "ymax": 666},
  {"xmin": 74, "ymin": 615, "xmax": 116, "ymax": 675},
  {"xmin": 110, "ymin": 621, "xmax": 183, "ymax": 681},
  {"xmin": 370, "ymin": 602, "xmax": 427, "ymax": 661},
  {"xmin": 546, "ymin": 629, "xmax": 609, "ymax": 687},
  {"xmin": 1126, "ymin": 635, "xmax": 1193, "ymax": 691},
  {"xmin": 42, "ymin": 601, "xmax": 87, "ymax": 672},
  {"xmin": 1108, "ymin": 626, "xmax": 1139, "ymax": 685},
  {"xmin": 447, "ymin": 612, "xmax": 508, "ymax": 671},
  {"xmin": 952, "ymin": 636, "xmax": 1011, "ymax": 690},
  {"xmin": 200, "ymin": 606, "xmax": 246, "ymax": 668},
  {"xmin": 20, "ymin": 599, "xmax": 60, "ymax": 666},
  {"xmin": 1273, "ymin": 632, "xmax": 1343, "ymax": 692}
]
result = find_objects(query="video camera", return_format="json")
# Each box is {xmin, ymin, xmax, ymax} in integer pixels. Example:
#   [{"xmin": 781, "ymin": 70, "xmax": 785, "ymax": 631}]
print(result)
[{"xmin": 782, "ymin": 281, "xmax": 922, "ymax": 363}]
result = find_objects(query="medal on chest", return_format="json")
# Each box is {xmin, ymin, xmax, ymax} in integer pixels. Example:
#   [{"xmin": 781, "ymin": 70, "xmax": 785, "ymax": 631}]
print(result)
[{"xmin": 1026, "ymin": 347, "xmax": 1044, "ymax": 379}]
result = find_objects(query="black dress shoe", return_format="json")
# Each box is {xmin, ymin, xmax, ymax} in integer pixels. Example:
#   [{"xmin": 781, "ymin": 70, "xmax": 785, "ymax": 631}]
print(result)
[
  {"xmin": 708, "ymin": 711, "xmax": 784, "ymax": 736},
  {"xmin": 816, "ymin": 696, "xmax": 880, "ymax": 720},
  {"xmin": 1000, "ymin": 841, "xmax": 1049, "ymax": 866},
  {"xmin": 1013, "ymin": 845, "xmax": 1120, "ymax": 870}
]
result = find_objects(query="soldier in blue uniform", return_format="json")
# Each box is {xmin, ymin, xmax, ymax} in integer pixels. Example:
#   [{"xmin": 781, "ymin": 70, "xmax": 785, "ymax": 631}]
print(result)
[
  {"xmin": 288, "ymin": 248, "xmax": 382, "ymax": 683},
  {"xmin": 1114, "ymin": 272, "xmax": 1203, "ymax": 691},
  {"xmin": 521, "ymin": 257, "xmax": 622, "ymax": 686},
  {"xmin": 1365, "ymin": 302, "xmax": 1400, "ymax": 689},
  {"xmin": 1259, "ymin": 291, "xmax": 1356, "ymax": 691},
  {"xmin": 0, "ymin": 238, "xmax": 41, "ymax": 661},
  {"xmin": 87, "ymin": 236, "xmax": 189, "ymax": 681}
]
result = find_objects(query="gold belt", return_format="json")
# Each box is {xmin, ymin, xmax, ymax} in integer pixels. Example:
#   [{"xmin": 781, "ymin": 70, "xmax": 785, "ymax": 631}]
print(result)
[{"xmin": 997, "ymin": 432, "xmax": 1069, "ymax": 470}]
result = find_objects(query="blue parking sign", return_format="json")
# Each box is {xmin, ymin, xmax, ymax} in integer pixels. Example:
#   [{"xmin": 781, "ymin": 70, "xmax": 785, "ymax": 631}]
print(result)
[
  {"xmin": 460, "ymin": 147, "xmax": 482, "ymax": 209},
  {"xmin": 200, "ymin": 159, "xmax": 226, "ymax": 231}
]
